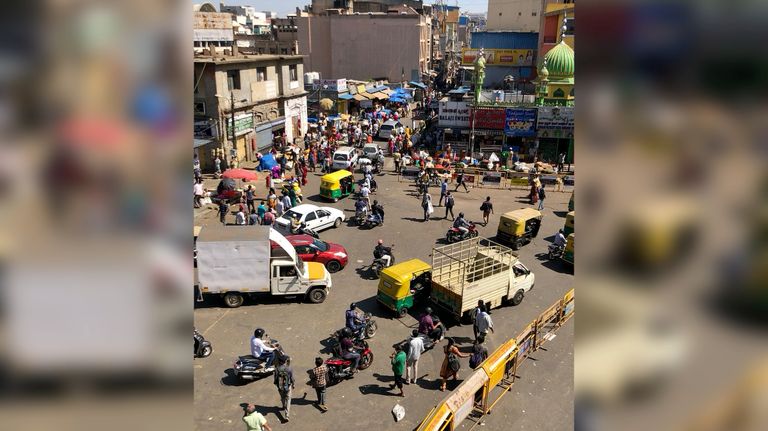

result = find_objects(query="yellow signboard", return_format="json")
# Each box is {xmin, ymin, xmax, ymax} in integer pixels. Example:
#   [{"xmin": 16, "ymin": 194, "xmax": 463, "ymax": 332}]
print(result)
[{"xmin": 460, "ymin": 48, "xmax": 535, "ymax": 67}]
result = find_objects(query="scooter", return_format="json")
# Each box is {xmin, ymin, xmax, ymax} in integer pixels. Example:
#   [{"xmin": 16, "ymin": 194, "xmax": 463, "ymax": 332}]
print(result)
[
  {"xmin": 332, "ymin": 312, "xmax": 378, "ymax": 341},
  {"xmin": 324, "ymin": 340, "xmax": 374, "ymax": 386},
  {"xmin": 364, "ymin": 213, "xmax": 383, "ymax": 229},
  {"xmin": 194, "ymin": 328, "xmax": 212, "ymax": 358},
  {"xmin": 233, "ymin": 337, "xmax": 286, "ymax": 381},
  {"xmin": 445, "ymin": 223, "xmax": 479, "ymax": 243},
  {"xmin": 354, "ymin": 208, "xmax": 368, "ymax": 226},
  {"xmin": 370, "ymin": 251, "xmax": 395, "ymax": 278},
  {"xmin": 548, "ymin": 243, "xmax": 564, "ymax": 260}
]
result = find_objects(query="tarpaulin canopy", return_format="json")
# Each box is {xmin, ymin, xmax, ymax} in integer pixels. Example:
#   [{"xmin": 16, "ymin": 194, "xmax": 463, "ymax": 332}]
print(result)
[
  {"xmin": 338, "ymin": 93, "xmax": 355, "ymax": 100},
  {"xmin": 258, "ymin": 153, "xmax": 277, "ymax": 171},
  {"xmin": 409, "ymin": 81, "xmax": 427, "ymax": 90}
]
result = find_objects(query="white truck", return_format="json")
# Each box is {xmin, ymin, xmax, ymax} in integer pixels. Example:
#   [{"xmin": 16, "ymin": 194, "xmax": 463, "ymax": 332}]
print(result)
[
  {"xmin": 195, "ymin": 225, "xmax": 332, "ymax": 307},
  {"xmin": 430, "ymin": 237, "xmax": 535, "ymax": 322}
]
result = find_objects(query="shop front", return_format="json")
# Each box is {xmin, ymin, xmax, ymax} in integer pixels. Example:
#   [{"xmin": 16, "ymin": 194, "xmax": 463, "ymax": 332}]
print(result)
[
  {"xmin": 504, "ymin": 108, "xmax": 538, "ymax": 161},
  {"xmin": 536, "ymin": 106, "xmax": 574, "ymax": 167},
  {"xmin": 284, "ymin": 96, "xmax": 308, "ymax": 143},
  {"xmin": 438, "ymin": 99, "xmax": 471, "ymax": 152},
  {"xmin": 226, "ymin": 113, "xmax": 255, "ymax": 166},
  {"xmin": 470, "ymin": 107, "xmax": 506, "ymax": 154}
]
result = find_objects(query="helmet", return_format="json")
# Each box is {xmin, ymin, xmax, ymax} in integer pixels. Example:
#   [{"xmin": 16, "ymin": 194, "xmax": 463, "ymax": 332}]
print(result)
[
  {"xmin": 425, "ymin": 307, "xmax": 433, "ymax": 315},
  {"xmin": 342, "ymin": 327, "xmax": 353, "ymax": 337},
  {"xmin": 378, "ymin": 239, "xmax": 383, "ymax": 245},
  {"xmin": 350, "ymin": 302, "xmax": 357, "ymax": 310},
  {"xmin": 459, "ymin": 212, "xmax": 465, "ymax": 218},
  {"xmin": 254, "ymin": 328, "xmax": 265, "ymax": 338}
]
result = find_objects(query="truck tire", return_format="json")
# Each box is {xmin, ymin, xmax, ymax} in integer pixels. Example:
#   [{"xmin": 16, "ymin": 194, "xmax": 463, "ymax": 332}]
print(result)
[
  {"xmin": 511, "ymin": 289, "xmax": 525, "ymax": 306},
  {"xmin": 223, "ymin": 292, "xmax": 244, "ymax": 308},
  {"xmin": 307, "ymin": 288, "xmax": 327, "ymax": 304}
]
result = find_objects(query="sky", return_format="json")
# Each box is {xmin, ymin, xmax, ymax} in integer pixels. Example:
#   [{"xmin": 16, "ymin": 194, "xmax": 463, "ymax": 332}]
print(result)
[{"xmin": 200, "ymin": 1, "xmax": 488, "ymax": 17}]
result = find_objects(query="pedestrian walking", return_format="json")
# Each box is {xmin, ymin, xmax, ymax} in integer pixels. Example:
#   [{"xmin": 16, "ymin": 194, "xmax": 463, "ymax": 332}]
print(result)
[
  {"xmin": 439, "ymin": 338, "xmax": 469, "ymax": 392},
  {"xmin": 480, "ymin": 197, "xmax": 494, "ymax": 226},
  {"xmin": 393, "ymin": 151, "xmax": 402, "ymax": 173},
  {"xmin": 538, "ymin": 184, "xmax": 547, "ymax": 210},
  {"xmin": 421, "ymin": 191, "xmax": 433, "ymax": 221},
  {"xmin": 454, "ymin": 170, "xmax": 469, "ymax": 192},
  {"xmin": 274, "ymin": 356, "xmax": 295, "ymax": 422},
  {"xmin": 438, "ymin": 178, "xmax": 448, "ymax": 206},
  {"xmin": 262, "ymin": 209, "xmax": 275, "ymax": 226},
  {"xmin": 437, "ymin": 190, "xmax": 452, "ymax": 221},
  {"xmin": 281, "ymin": 193, "xmax": 293, "ymax": 212},
  {"xmin": 214, "ymin": 155, "xmax": 222, "ymax": 177},
  {"xmin": 471, "ymin": 300, "xmax": 484, "ymax": 340},
  {"xmin": 469, "ymin": 336, "xmax": 489, "ymax": 370},
  {"xmin": 310, "ymin": 357, "xmax": 328, "ymax": 412},
  {"xmin": 257, "ymin": 201, "xmax": 267, "ymax": 223},
  {"xmin": 193, "ymin": 179, "xmax": 204, "ymax": 208},
  {"xmin": 218, "ymin": 200, "xmax": 229, "ymax": 225},
  {"xmin": 405, "ymin": 329, "xmax": 425, "ymax": 384},
  {"xmin": 242, "ymin": 404, "xmax": 273, "ymax": 431},
  {"xmin": 475, "ymin": 308, "xmax": 494, "ymax": 342},
  {"xmin": 245, "ymin": 185, "xmax": 255, "ymax": 214},
  {"xmin": 389, "ymin": 344, "xmax": 406, "ymax": 397},
  {"xmin": 557, "ymin": 152, "xmax": 566, "ymax": 173}
]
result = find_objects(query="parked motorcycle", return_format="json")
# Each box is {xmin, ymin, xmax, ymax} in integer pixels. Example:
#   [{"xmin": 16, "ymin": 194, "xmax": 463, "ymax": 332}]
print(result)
[
  {"xmin": 332, "ymin": 312, "xmax": 378, "ymax": 341},
  {"xmin": 548, "ymin": 243, "xmax": 564, "ymax": 260},
  {"xmin": 446, "ymin": 223, "xmax": 479, "ymax": 243},
  {"xmin": 194, "ymin": 328, "xmax": 212, "ymax": 358},
  {"xmin": 232, "ymin": 337, "xmax": 286, "ymax": 381},
  {"xmin": 324, "ymin": 340, "xmax": 374, "ymax": 386}
]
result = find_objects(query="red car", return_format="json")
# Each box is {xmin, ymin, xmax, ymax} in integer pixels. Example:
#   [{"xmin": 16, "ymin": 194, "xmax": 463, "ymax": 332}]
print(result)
[{"xmin": 274, "ymin": 234, "xmax": 349, "ymax": 273}]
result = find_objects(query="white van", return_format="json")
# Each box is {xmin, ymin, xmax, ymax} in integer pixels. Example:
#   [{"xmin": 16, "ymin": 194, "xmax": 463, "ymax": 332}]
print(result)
[
  {"xmin": 377, "ymin": 120, "xmax": 402, "ymax": 140},
  {"xmin": 331, "ymin": 146, "xmax": 358, "ymax": 171}
]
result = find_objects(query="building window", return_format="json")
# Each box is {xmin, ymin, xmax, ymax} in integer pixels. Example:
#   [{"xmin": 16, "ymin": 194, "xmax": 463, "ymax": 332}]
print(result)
[
  {"xmin": 256, "ymin": 67, "xmax": 267, "ymax": 82},
  {"xmin": 553, "ymin": 88, "xmax": 565, "ymax": 98},
  {"xmin": 194, "ymin": 101, "xmax": 206, "ymax": 115},
  {"xmin": 532, "ymin": 12, "xmax": 537, "ymax": 16},
  {"xmin": 289, "ymin": 64, "xmax": 298, "ymax": 81},
  {"xmin": 281, "ymin": 48, "xmax": 288, "ymax": 55},
  {"xmin": 570, "ymin": 88, "xmax": 575, "ymax": 97},
  {"xmin": 564, "ymin": 18, "xmax": 575, "ymax": 36},
  {"xmin": 227, "ymin": 70, "xmax": 241, "ymax": 90}
]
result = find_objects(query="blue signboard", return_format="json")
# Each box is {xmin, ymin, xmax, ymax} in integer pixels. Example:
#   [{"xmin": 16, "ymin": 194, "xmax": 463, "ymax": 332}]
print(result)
[{"xmin": 504, "ymin": 108, "xmax": 537, "ymax": 137}]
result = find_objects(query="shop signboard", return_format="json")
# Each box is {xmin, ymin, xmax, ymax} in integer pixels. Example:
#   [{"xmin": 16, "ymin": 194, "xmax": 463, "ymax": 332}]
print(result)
[
  {"xmin": 470, "ymin": 108, "xmax": 506, "ymax": 129},
  {"xmin": 312, "ymin": 78, "xmax": 347, "ymax": 92},
  {"xmin": 461, "ymin": 48, "xmax": 535, "ymax": 66},
  {"xmin": 438, "ymin": 100, "xmax": 471, "ymax": 128},
  {"xmin": 536, "ymin": 106, "xmax": 574, "ymax": 130},
  {"xmin": 504, "ymin": 108, "xmax": 537, "ymax": 137},
  {"xmin": 226, "ymin": 113, "xmax": 254, "ymax": 137}
]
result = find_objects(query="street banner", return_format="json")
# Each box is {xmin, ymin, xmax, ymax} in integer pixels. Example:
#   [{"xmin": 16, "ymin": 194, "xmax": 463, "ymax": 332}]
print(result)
[{"xmin": 504, "ymin": 108, "xmax": 537, "ymax": 137}]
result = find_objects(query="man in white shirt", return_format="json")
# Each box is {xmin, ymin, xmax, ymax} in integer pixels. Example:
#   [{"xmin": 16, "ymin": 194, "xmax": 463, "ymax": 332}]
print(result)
[
  {"xmin": 360, "ymin": 184, "xmax": 371, "ymax": 210},
  {"xmin": 405, "ymin": 330, "xmax": 425, "ymax": 384},
  {"xmin": 251, "ymin": 328, "xmax": 277, "ymax": 369},
  {"xmin": 193, "ymin": 180, "xmax": 205, "ymax": 208},
  {"xmin": 476, "ymin": 309, "xmax": 494, "ymax": 342},
  {"xmin": 235, "ymin": 210, "xmax": 247, "ymax": 225}
]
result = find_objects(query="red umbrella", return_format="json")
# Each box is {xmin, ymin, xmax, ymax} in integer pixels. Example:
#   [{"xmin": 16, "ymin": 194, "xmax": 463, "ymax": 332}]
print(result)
[{"xmin": 222, "ymin": 168, "xmax": 258, "ymax": 182}]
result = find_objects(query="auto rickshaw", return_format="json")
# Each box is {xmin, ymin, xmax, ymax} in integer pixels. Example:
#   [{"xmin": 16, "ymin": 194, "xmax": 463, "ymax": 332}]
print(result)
[
  {"xmin": 376, "ymin": 259, "xmax": 431, "ymax": 318},
  {"xmin": 568, "ymin": 191, "xmax": 574, "ymax": 212},
  {"xmin": 496, "ymin": 208, "xmax": 543, "ymax": 250},
  {"xmin": 562, "ymin": 233, "xmax": 574, "ymax": 265},
  {"xmin": 320, "ymin": 169, "xmax": 355, "ymax": 202},
  {"xmin": 564, "ymin": 211, "xmax": 575, "ymax": 236}
]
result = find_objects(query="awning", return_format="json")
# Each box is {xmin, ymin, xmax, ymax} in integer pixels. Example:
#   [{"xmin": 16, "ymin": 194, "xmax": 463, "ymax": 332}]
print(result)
[
  {"xmin": 371, "ymin": 92, "xmax": 389, "ymax": 100},
  {"xmin": 353, "ymin": 94, "xmax": 368, "ymax": 101},
  {"xmin": 193, "ymin": 138, "xmax": 214, "ymax": 149},
  {"xmin": 338, "ymin": 93, "xmax": 354, "ymax": 100},
  {"xmin": 409, "ymin": 81, "xmax": 427, "ymax": 90}
]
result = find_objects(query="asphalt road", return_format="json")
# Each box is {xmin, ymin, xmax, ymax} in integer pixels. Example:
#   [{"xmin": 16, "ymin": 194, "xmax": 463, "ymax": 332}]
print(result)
[{"xmin": 194, "ymin": 150, "xmax": 574, "ymax": 431}]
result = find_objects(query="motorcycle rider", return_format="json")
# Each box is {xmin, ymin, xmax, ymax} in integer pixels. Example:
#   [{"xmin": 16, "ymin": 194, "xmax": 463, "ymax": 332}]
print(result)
[
  {"xmin": 345, "ymin": 303, "xmax": 365, "ymax": 338},
  {"xmin": 418, "ymin": 307, "xmax": 444, "ymax": 342},
  {"xmin": 553, "ymin": 229, "xmax": 567, "ymax": 249},
  {"xmin": 370, "ymin": 200, "xmax": 385, "ymax": 225},
  {"xmin": 250, "ymin": 328, "xmax": 277, "ymax": 370},
  {"xmin": 355, "ymin": 196, "xmax": 368, "ymax": 220},
  {"xmin": 339, "ymin": 327, "xmax": 362, "ymax": 373},
  {"xmin": 374, "ymin": 239, "xmax": 393, "ymax": 268},
  {"xmin": 453, "ymin": 212, "xmax": 470, "ymax": 238}
]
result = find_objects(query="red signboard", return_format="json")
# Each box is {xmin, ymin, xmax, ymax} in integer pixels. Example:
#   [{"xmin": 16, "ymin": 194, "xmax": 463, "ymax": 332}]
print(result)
[{"xmin": 470, "ymin": 108, "xmax": 506, "ymax": 130}]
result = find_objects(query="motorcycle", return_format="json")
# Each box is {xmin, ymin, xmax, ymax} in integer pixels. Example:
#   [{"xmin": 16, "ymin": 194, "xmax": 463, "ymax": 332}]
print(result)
[
  {"xmin": 548, "ymin": 243, "xmax": 565, "ymax": 260},
  {"xmin": 332, "ymin": 312, "xmax": 378, "ymax": 341},
  {"xmin": 232, "ymin": 337, "xmax": 286, "ymax": 381},
  {"xmin": 354, "ymin": 208, "xmax": 368, "ymax": 226},
  {"xmin": 325, "ymin": 339, "xmax": 374, "ymax": 386},
  {"xmin": 446, "ymin": 223, "xmax": 479, "ymax": 243},
  {"xmin": 394, "ymin": 316, "xmax": 446, "ymax": 354},
  {"xmin": 194, "ymin": 328, "xmax": 212, "ymax": 358},
  {"xmin": 370, "ymin": 250, "xmax": 395, "ymax": 278},
  {"xmin": 364, "ymin": 213, "xmax": 383, "ymax": 229}
]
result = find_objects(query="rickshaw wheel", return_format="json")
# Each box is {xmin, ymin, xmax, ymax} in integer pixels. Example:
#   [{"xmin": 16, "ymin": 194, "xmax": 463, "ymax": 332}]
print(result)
[
  {"xmin": 333, "ymin": 198, "xmax": 338, "ymax": 203},
  {"xmin": 398, "ymin": 307, "xmax": 408, "ymax": 318}
]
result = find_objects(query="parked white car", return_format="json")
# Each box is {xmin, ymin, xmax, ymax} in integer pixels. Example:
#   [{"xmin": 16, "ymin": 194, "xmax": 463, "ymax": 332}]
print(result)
[
  {"xmin": 377, "ymin": 120, "xmax": 402, "ymax": 140},
  {"xmin": 275, "ymin": 204, "xmax": 346, "ymax": 235}
]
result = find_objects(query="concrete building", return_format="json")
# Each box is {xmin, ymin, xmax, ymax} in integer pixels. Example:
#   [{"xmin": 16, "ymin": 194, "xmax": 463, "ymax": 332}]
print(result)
[
  {"xmin": 220, "ymin": 3, "xmax": 271, "ymax": 35},
  {"xmin": 272, "ymin": 15, "xmax": 299, "ymax": 45},
  {"xmin": 486, "ymin": 0, "xmax": 541, "ymax": 32},
  {"xmin": 297, "ymin": 10, "xmax": 431, "ymax": 83},
  {"xmin": 193, "ymin": 6, "xmax": 234, "ymax": 54},
  {"xmin": 308, "ymin": 0, "xmax": 424, "ymax": 14},
  {"xmin": 537, "ymin": 0, "xmax": 574, "ymax": 64},
  {"xmin": 193, "ymin": 55, "xmax": 307, "ymax": 169},
  {"xmin": 466, "ymin": 31, "xmax": 539, "ymax": 89}
]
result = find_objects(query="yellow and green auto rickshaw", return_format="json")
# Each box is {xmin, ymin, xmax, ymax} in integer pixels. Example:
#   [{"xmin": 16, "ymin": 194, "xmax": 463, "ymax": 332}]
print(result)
[
  {"xmin": 564, "ymin": 211, "xmax": 575, "ymax": 236},
  {"xmin": 319, "ymin": 169, "xmax": 355, "ymax": 202},
  {"xmin": 562, "ymin": 233, "xmax": 574, "ymax": 265},
  {"xmin": 568, "ymin": 191, "xmax": 574, "ymax": 212},
  {"xmin": 496, "ymin": 208, "xmax": 543, "ymax": 250},
  {"xmin": 377, "ymin": 259, "xmax": 431, "ymax": 318}
]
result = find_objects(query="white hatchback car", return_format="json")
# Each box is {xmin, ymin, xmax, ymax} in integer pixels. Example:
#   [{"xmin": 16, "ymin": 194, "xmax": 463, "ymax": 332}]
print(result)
[{"xmin": 275, "ymin": 204, "xmax": 346, "ymax": 235}]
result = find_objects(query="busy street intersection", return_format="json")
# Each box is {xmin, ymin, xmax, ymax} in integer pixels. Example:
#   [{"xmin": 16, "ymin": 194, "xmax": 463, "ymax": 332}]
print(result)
[{"xmin": 193, "ymin": 146, "xmax": 574, "ymax": 430}]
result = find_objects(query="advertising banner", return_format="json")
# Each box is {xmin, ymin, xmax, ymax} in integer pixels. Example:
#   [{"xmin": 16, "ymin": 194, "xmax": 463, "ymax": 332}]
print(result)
[
  {"xmin": 461, "ymin": 48, "xmax": 536, "ymax": 66},
  {"xmin": 438, "ymin": 100, "xmax": 471, "ymax": 128},
  {"xmin": 537, "ymin": 106, "xmax": 574, "ymax": 130},
  {"xmin": 470, "ymin": 108, "xmax": 506, "ymax": 129},
  {"xmin": 504, "ymin": 108, "xmax": 537, "ymax": 137}
]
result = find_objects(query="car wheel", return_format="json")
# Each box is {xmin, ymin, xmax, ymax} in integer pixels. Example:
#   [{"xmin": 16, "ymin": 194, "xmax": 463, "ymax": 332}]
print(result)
[
  {"xmin": 511, "ymin": 289, "xmax": 525, "ymax": 306},
  {"xmin": 398, "ymin": 307, "xmax": 408, "ymax": 318},
  {"xmin": 223, "ymin": 292, "xmax": 244, "ymax": 308},
  {"xmin": 334, "ymin": 218, "xmax": 342, "ymax": 228},
  {"xmin": 307, "ymin": 288, "xmax": 327, "ymax": 304},
  {"xmin": 326, "ymin": 260, "xmax": 342, "ymax": 273}
]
